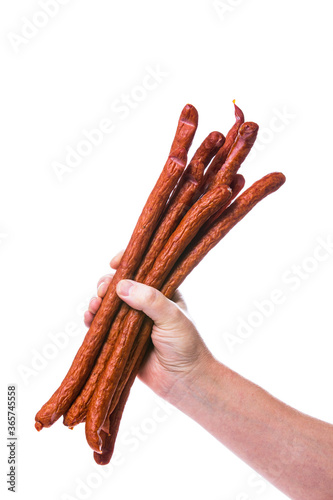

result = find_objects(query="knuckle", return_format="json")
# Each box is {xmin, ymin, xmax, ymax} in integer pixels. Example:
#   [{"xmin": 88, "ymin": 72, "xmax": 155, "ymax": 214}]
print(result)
[
  {"xmin": 171, "ymin": 303, "xmax": 186, "ymax": 323},
  {"xmin": 143, "ymin": 285, "xmax": 158, "ymax": 305}
]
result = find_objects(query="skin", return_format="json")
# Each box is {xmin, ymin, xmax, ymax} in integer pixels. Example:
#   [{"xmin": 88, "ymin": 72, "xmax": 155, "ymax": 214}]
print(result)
[{"xmin": 85, "ymin": 251, "xmax": 333, "ymax": 500}]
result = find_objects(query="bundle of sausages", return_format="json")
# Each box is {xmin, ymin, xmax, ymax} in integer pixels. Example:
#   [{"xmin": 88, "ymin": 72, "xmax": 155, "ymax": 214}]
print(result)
[{"xmin": 35, "ymin": 103, "xmax": 285, "ymax": 464}]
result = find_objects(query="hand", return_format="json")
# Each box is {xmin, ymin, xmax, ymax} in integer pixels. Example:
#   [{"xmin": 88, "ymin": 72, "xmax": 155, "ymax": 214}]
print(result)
[{"xmin": 84, "ymin": 252, "xmax": 213, "ymax": 402}]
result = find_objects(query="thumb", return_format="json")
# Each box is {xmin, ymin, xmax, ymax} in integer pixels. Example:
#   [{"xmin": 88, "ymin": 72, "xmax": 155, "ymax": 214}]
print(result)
[{"xmin": 116, "ymin": 279, "xmax": 183, "ymax": 330}]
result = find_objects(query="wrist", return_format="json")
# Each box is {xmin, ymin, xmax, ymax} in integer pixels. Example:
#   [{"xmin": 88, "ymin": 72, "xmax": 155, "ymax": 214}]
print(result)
[{"xmin": 165, "ymin": 348, "xmax": 225, "ymax": 412}]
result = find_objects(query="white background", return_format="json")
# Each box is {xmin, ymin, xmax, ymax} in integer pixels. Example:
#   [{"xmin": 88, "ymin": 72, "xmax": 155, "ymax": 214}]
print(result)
[{"xmin": 1, "ymin": 1, "xmax": 332, "ymax": 499}]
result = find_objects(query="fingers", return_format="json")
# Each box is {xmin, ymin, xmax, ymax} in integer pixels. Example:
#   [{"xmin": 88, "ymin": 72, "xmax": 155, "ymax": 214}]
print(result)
[
  {"xmin": 84, "ymin": 273, "xmax": 114, "ymax": 328},
  {"xmin": 84, "ymin": 311, "xmax": 94, "ymax": 328},
  {"xmin": 85, "ymin": 248, "xmax": 185, "ymax": 331},
  {"xmin": 97, "ymin": 274, "xmax": 113, "ymax": 298},
  {"xmin": 83, "ymin": 248, "xmax": 124, "ymax": 329},
  {"xmin": 84, "ymin": 296, "xmax": 102, "ymax": 327},
  {"xmin": 89, "ymin": 296, "xmax": 102, "ymax": 314},
  {"xmin": 110, "ymin": 249, "xmax": 124, "ymax": 270},
  {"xmin": 116, "ymin": 280, "xmax": 184, "ymax": 330}
]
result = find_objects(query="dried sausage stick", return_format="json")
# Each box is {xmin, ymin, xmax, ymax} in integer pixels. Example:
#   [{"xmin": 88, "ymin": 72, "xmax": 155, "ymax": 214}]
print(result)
[
  {"xmin": 139, "ymin": 131, "xmax": 225, "ymax": 279},
  {"xmin": 107, "ymin": 175, "xmax": 246, "ymax": 418},
  {"xmin": 99, "ymin": 172, "xmax": 285, "ymax": 463},
  {"xmin": 169, "ymin": 104, "xmax": 198, "ymax": 155},
  {"xmin": 63, "ymin": 162, "xmax": 204, "ymax": 428},
  {"xmin": 168, "ymin": 130, "xmax": 225, "ymax": 204},
  {"xmin": 93, "ymin": 332, "xmax": 149, "ymax": 465},
  {"xmin": 63, "ymin": 304, "xmax": 127, "ymax": 427},
  {"xmin": 119, "ymin": 174, "xmax": 283, "ymax": 397},
  {"xmin": 35, "ymin": 151, "xmax": 186, "ymax": 430},
  {"xmin": 163, "ymin": 172, "xmax": 286, "ymax": 298},
  {"xmin": 36, "ymin": 105, "xmax": 199, "ymax": 430},
  {"xmin": 202, "ymin": 102, "xmax": 244, "ymax": 191},
  {"xmin": 106, "ymin": 318, "xmax": 152, "ymax": 419},
  {"xmin": 86, "ymin": 184, "xmax": 232, "ymax": 451},
  {"xmin": 85, "ymin": 184, "xmax": 232, "ymax": 452},
  {"xmin": 207, "ymin": 173, "xmax": 245, "ymax": 229},
  {"xmin": 35, "ymin": 150, "xmax": 195, "ymax": 430},
  {"xmin": 64, "ymin": 134, "xmax": 224, "ymax": 428},
  {"xmin": 65, "ymin": 175, "xmax": 246, "ymax": 429},
  {"xmin": 209, "ymin": 122, "xmax": 259, "ymax": 189},
  {"xmin": 66, "ymin": 171, "xmax": 244, "ymax": 430},
  {"xmin": 228, "ymin": 174, "xmax": 246, "ymax": 203},
  {"xmin": 103, "ymin": 176, "xmax": 245, "ymax": 421}
]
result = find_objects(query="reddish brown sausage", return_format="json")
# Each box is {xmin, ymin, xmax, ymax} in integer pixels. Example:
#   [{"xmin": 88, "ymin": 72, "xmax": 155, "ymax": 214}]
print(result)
[
  {"xmin": 202, "ymin": 102, "xmax": 244, "ymax": 191},
  {"xmin": 162, "ymin": 172, "xmax": 286, "ymax": 297},
  {"xmin": 64, "ymin": 132, "xmax": 225, "ymax": 429},
  {"xmin": 208, "ymin": 121, "xmax": 259, "ymax": 190},
  {"xmin": 35, "ymin": 151, "xmax": 186, "ymax": 430},
  {"xmin": 85, "ymin": 184, "xmax": 232, "ymax": 452},
  {"xmin": 169, "ymin": 104, "xmax": 198, "ymax": 155},
  {"xmin": 97, "ymin": 173, "xmax": 285, "ymax": 463}
]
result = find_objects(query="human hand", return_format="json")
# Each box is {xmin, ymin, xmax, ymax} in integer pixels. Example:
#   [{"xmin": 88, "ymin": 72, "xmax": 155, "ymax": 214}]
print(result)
[{"xmin": 84, "ymin": 251, "xmax": 213, "ymax": 403}]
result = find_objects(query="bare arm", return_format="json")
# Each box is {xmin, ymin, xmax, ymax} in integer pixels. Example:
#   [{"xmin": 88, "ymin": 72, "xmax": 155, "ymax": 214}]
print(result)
[
  {"xmin": 87, "ymin": 270, "xmax": 333, "ymax": 500},
  {"xmin": 168, "ymin": 354, "xmax": 333, "ymax": 500}
]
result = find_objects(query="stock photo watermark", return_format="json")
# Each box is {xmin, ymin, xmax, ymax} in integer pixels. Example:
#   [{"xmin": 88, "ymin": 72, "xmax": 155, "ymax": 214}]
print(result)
[
  {"xmin": 231, "ymin": 472, "xmax": 267, "ymax": 500},
  {"xmin": 222, "ymin": 234, "xmax": 333, "ymax": 353},
  {"xmin": 51, "ymin": 64, "xmax": 168, "ymax": 182},
  {"xmin": 0, "ymin": 232, "xmax": 8, "ymax": 246},
  {"xmin": 7, "ymin": 0, "xmax": 72, "ymax": 53},
  {"xmin": 231, "ymin": 439, "xmax": 304, "ymax": 499},
  {"xmin": 60, "ymin": 398, "xmax": 175, "ymax": 500},
  {"xmin": 212, "ymin": 0, "xmax": 246, "ymax": 21},
  {"xmin": 17, "ymin": 298, "xmax": 88, "ymax": 385},
  {"xmin": 247, "ymin": 106, "xmax": 296, "ymax": 163},
  {"xmin": 264, "ymin": 436, "xmax": 305, "ymax": 487},
  {"xmin": 6, "ymin": 385, "xmax": 17, "ymax": 493}
]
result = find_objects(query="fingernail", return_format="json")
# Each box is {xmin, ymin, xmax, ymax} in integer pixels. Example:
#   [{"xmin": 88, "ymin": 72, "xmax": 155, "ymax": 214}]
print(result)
[
  {"xmin": 97, "ymin": 282, "xmax": 106, "ymax": 297},
  {"xmin": 117, "ymin": 280, "xmax": 135, "ymax": 296}
]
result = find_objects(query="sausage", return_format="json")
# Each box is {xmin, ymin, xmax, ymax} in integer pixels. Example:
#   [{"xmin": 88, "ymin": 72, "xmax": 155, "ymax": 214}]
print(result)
[
  {"xmin": 207, "ymin": 173, "xmax": 246, "ymax": 228},
  {"xmin": 63, "ymin": 166, "xmax": 204, "ymax": 428},
  {"xmin": 105, "ymin": 173, "xmax": 246, "ymax": 421},
  {"xmin": 162, "ymin": 172, "xmax": 286, "ymax": 297},
  {"xmin": 169, "ymin": 104, "xmax": 198, "ymax": 155},
  {"xmin": 35, "ymin": 146, "xmax": 188, "ymax": 430},
  {"xmin": 98, "ymin": 172, "xmax": 286, "ymax": 461},
  {"xmin": 93, "ymin": 331, "xmax": 149, "ymax": 465},
  {"xmin": 63, "ymin": 303, "xmax": 128, "ymax": 427},
  {"xmin": 35, "ymin": 101, "xmax": 286, "ymax": 470},
  {"xmin": 64, "ymin": 133, "xmax": 225, "ymax": 428},
  {"xmin": 209, "ymin": 122, "xmax": 259, "ymax": 188},
  {"xmin": 169, "ymin": 130, "xmax": 225, "ymax": 202},
  {"xmin": 202, "ymin": 102, "xmax": 244, "ymax": 191},
  {"xmin": 35, "ymin": 104, "xmax": 202, "ymax": 431},
  {"xmin": 107, "ymin": 319, "xmax": 152, "ymax": 419},
  {"xmin": 138, "ymin": 131, "xmax": 226, "ymax": 280},
  {"xmin": 229, "ymin": 173, "xmax": 246, "ymax": 200},
  {"xmin": 85, "ymin": 184, "xmax": 233, "ymax": 452}
]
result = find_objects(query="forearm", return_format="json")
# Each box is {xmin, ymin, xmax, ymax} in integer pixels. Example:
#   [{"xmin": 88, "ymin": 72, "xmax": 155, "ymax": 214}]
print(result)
[{"xmin": 168, "ymin": 355, "xmax": 333, "ymax": 500}]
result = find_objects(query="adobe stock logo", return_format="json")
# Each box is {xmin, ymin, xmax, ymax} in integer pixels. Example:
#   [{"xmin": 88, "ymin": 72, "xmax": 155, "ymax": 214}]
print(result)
[
  {"xmin": 247, "ymin": 106, "xmax": 296, "ymax": 162},
  {"xmin": 7, "ymin": 0, "xmax": 72, "ymax": 53},
  {"xmin": 60, "ymin": 398, "xmax": 175, "ymax": 500},
  {"xmin": 51, "ymin": 64, "xmax": 168, "ymax": 182},
  {"xmin": 212, "ymin": 0, "xmax": 246, "ymax": 21},
  {"xmin": 0, "ymin": 232, "xmax": 8, "ymax": 246},
  {"xmin": 232, "ymin": 472, "xmax": 268, "ymax": 500},
  {"xmin": 17, "ymin": 299, "xmax": 88, "ymax": 385},
  {"xmin": 222, "ymin": 235, "xmax": 333, "ymax": 353}
]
